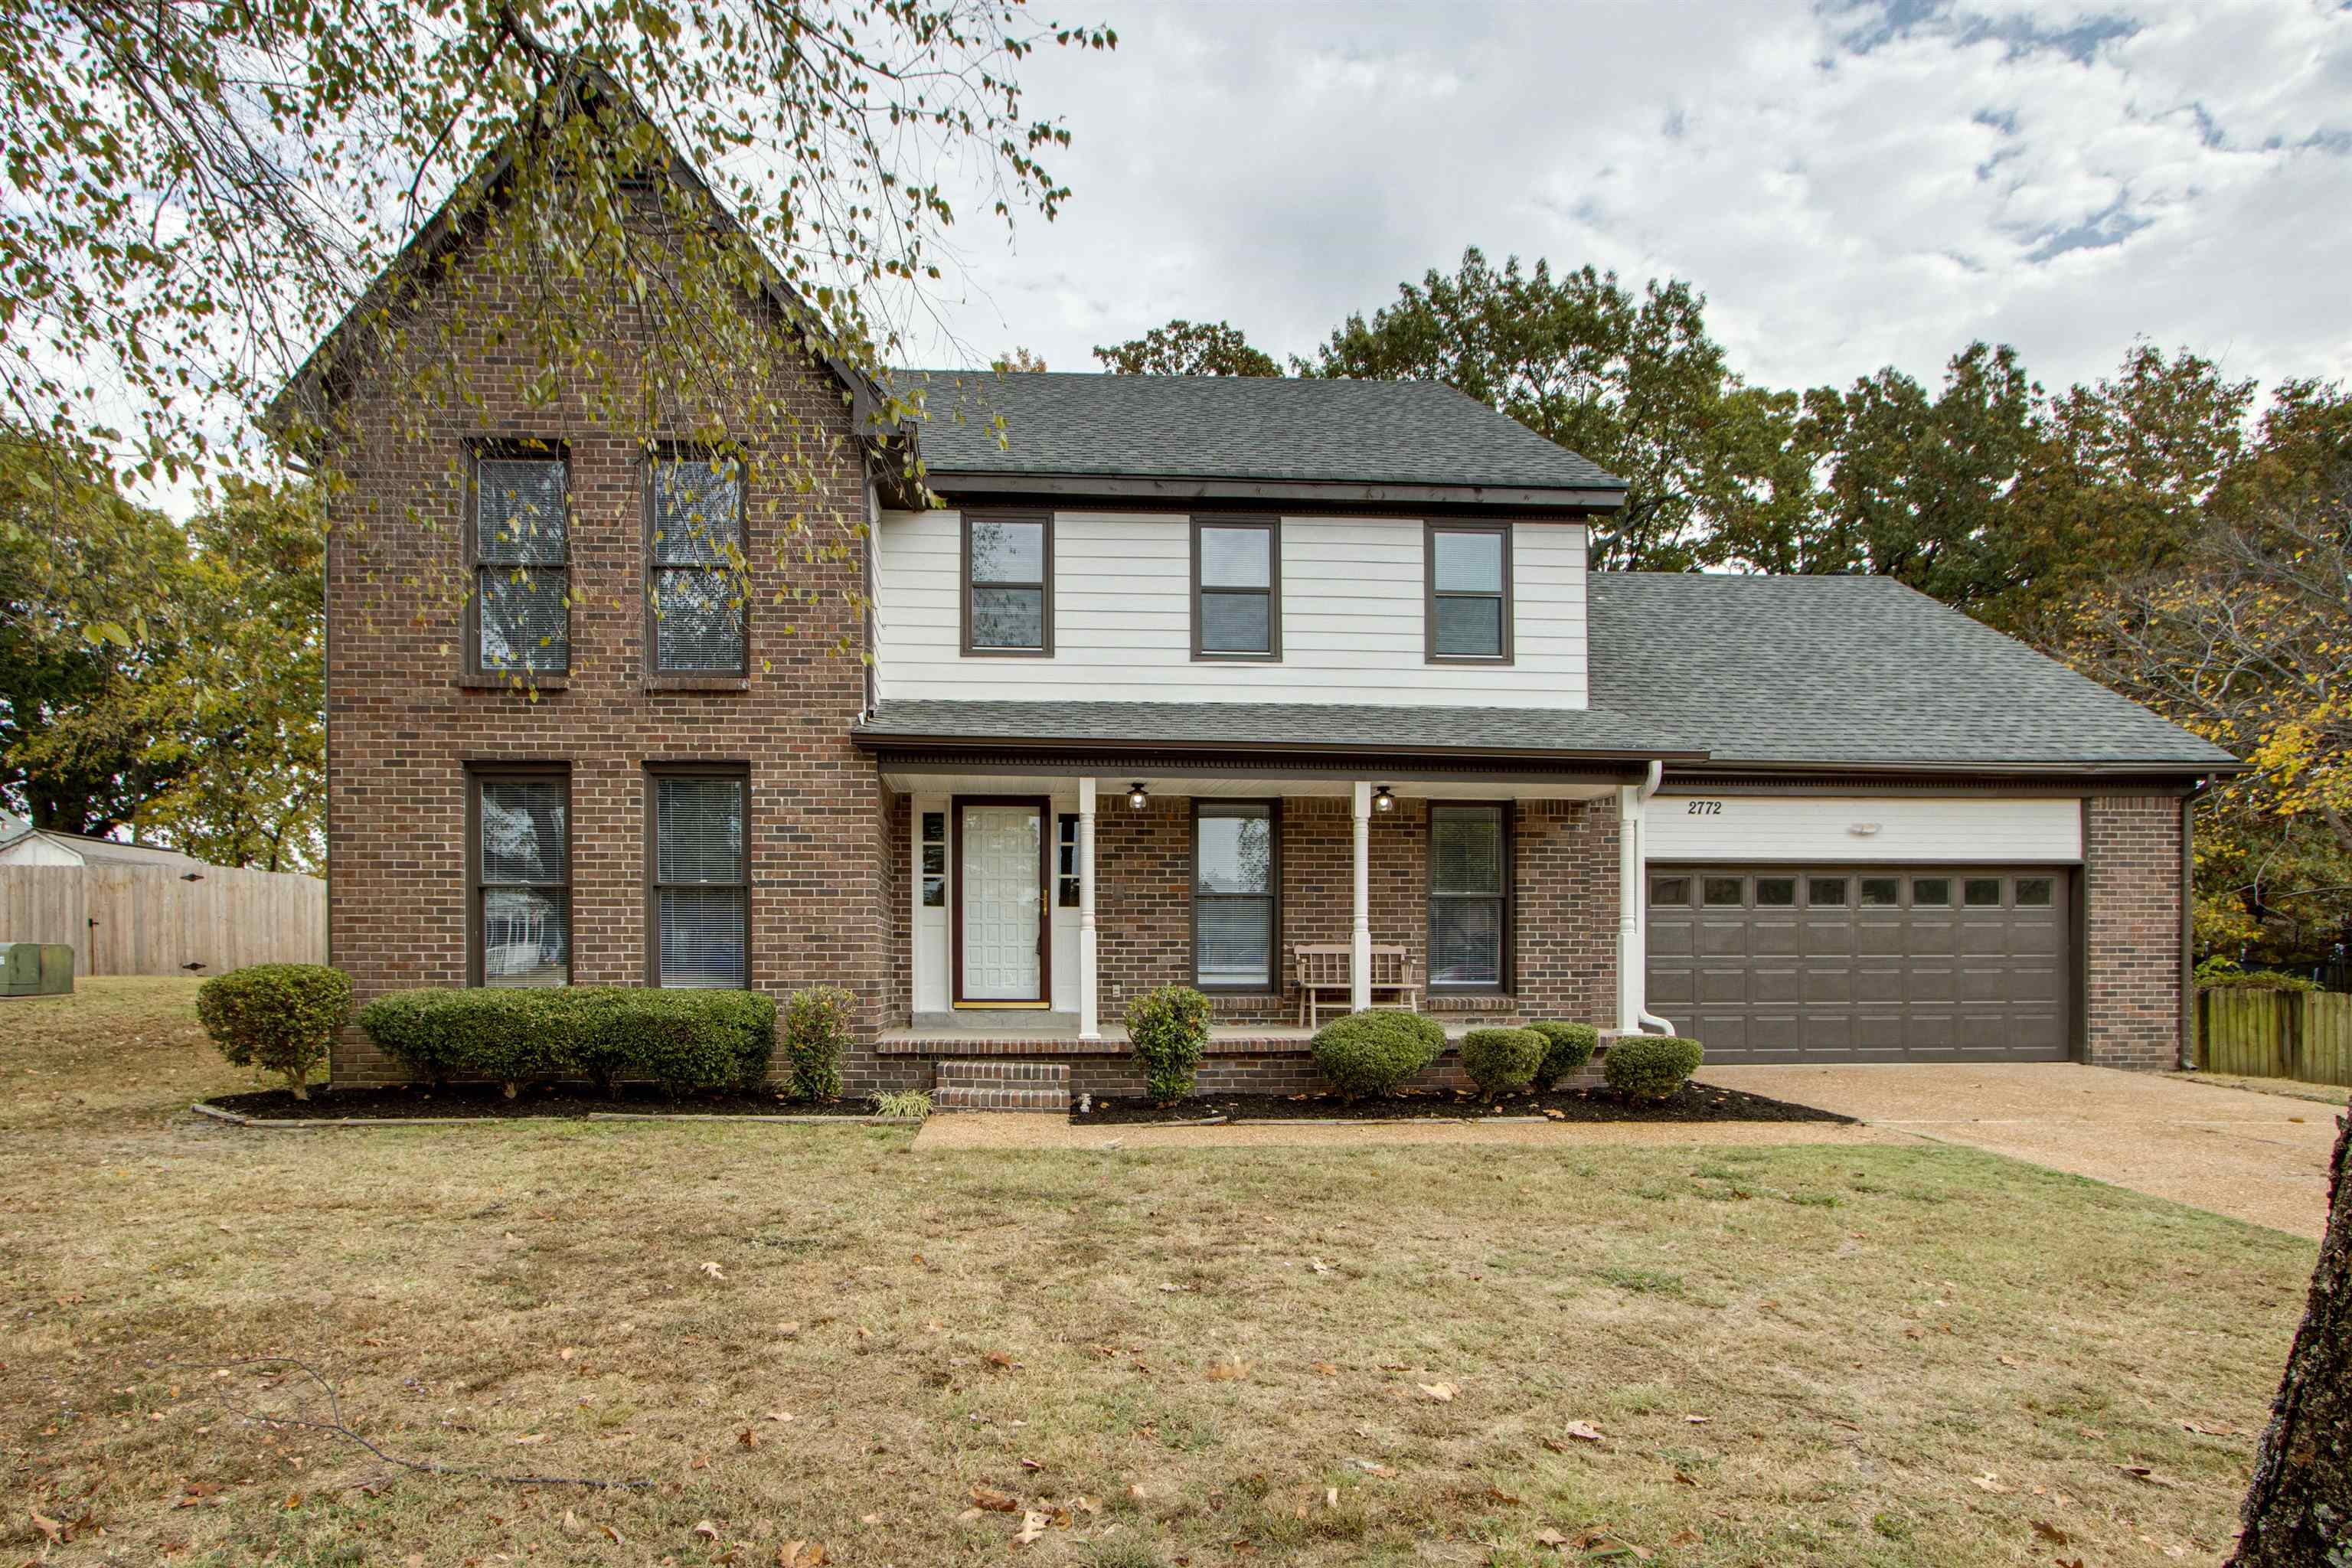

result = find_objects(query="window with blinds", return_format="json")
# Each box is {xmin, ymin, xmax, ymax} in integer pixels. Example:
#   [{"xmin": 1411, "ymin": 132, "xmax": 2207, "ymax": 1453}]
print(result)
[
  {"xmin": 1429, "ymin": 803, "xmax": 1510, "ymax": 991},
  {"xmin": 648, "ymin": 454, "xmax": 748, "ymax": 674},
  {"xmin": 963, "ymin": 514, "xmax": 1051, "ymax": 654},
  {"xmin": 1193, "ymin": 801, "xmax": 1278, "ymax": 991},
  {"xmin": 472, "ymin": 769, "xmax": 570, "ymax": 986},
  {"xmin": 473, "ymin": 451, "xmax": 570, "ymax": 674},
  {"xmin": 1192, "ymin": 518, "xmax": 1279, "ymax": 658},
  {"xmin": 651, "ymin": 769, "xmax": 748, "ymax": 988},
  {"xmin": 1426, "ymin": 523, "xmax": 1512, "ymax": 664}
]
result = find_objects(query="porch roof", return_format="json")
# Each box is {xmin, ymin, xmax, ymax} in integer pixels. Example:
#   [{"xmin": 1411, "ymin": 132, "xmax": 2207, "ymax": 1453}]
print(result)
[{"xmin": 851, "ymin": 699, "xmax": 1700, "ymax": 764}]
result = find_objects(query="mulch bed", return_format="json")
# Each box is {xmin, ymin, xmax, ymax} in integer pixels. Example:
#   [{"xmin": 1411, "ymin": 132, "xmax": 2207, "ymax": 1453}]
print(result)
[
  {"xmin": 202, "ymin": 1083, "xmax": 881, "ymax": 1122},
  {"xmin": 1077, "ymin": 1080, "xmax": 1854, "ymax": 1126}
]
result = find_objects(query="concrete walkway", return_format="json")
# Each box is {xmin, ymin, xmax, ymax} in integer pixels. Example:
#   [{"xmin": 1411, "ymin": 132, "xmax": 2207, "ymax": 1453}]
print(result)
[{"xmin": 1703, "ymin": 1062, "xmax": 2340, "ymax": 1239}]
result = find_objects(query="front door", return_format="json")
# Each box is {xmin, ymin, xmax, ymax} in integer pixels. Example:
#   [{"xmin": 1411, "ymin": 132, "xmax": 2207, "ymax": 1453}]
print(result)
[{"xmin": 956, "ymin": 799, "xmax": 1048, "ymax": 1004}]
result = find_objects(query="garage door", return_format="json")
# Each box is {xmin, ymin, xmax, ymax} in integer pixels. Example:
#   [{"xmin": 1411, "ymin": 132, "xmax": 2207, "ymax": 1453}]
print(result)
[{"xmin": 1645, "ymin": 867, "xmax": 2072, "ymax": 1063}]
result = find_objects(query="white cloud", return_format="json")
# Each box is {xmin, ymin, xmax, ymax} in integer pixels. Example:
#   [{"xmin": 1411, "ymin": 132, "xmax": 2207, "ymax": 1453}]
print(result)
[{"xmin": 906, "ymin": 0, "xmax": 2352, "ymax": 399}]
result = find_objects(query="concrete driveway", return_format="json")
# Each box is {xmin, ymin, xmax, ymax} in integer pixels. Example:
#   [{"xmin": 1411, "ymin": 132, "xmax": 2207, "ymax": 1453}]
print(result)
[{"xmin": 1704, "ymin": 1061, "xmax": 2341, "ymax": 1239}]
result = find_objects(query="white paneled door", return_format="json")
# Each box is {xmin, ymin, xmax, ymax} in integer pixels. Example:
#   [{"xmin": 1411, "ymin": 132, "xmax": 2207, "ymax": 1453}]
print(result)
[{"xmin": 958, "ymin": 801, "xmax": 1045, "ymax": 1002}]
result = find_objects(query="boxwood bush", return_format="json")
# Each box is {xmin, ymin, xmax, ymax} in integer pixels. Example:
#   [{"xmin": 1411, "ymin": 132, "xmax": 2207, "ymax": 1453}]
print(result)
[
  {"xmin": 1527, "ymin": 1021, "xmax": 1600, "ymax": 1089},
  {"xmin": 1602, "ymin": 1034, "xmax": 1704, "ymax": 1103},
  {"xmin": 1460, "ymin": 1026, "xmax": 1544, "ymax": 1100},
  {"xmin": 197, "ymin": 963, "xmax": 352, "ymax": 1100},
  {"xmin": 356, "ymin": 986, "xmax": 777, "ymax": 1096},
  {"xmin": 782, "ymin": 986, "xmax": 854, "ymax": 1100},
  {"xmin": 1312, "ymin": 1011, "xmax": 1444, "ymax": 1100},
  {"xmin": 1125, "ymin": 985, "xmax": 1212, "ymax": 1104}
]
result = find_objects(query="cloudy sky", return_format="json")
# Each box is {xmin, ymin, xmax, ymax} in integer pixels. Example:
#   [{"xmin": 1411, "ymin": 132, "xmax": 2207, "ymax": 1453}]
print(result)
[{"xmin": 906, "ymin": 0, "xmax": 2352, "ymax": 400}]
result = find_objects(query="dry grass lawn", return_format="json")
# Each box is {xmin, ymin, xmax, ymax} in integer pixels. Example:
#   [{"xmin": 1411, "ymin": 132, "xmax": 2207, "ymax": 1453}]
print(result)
[{"xmin": 2, "ymin": 980, "xmax": 2321, "ymax": 1566}]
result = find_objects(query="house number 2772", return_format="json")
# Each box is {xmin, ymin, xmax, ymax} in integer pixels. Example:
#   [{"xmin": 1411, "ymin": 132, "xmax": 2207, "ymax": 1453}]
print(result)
[{"xmin": 1685, "ymin": 799, "xmax": 1723, "ymax": 815}]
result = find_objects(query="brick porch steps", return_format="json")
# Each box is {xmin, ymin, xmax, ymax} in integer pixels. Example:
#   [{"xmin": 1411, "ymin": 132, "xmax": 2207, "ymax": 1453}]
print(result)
[{"xmin": 933, "ymin": 1059, "xmax": 1073, "ymax": 1113}]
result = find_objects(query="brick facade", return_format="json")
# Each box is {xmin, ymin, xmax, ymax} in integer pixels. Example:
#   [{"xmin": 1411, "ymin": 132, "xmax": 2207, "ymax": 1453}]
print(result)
[
  {"xmin": 2083, "ymin": 793, "xmax": 2189, "ymax": 1070},
  {"xmin": 322, "ymin": 237, "xmax": 892, "ymax": 1085}
]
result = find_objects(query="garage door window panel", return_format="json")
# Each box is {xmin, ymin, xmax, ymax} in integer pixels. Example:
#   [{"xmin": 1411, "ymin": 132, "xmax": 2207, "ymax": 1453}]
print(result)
[
  {"xmin": 1704, "ymin": 877, "xmax": 1744, "ymax": 906},
  {"xmin": 2016, "ymin": 877, "xmax": 2055, "ymax": 907},
  {"xmin": 1859, "ymin": 877, "xmax": 1900, "ymax": 906}
]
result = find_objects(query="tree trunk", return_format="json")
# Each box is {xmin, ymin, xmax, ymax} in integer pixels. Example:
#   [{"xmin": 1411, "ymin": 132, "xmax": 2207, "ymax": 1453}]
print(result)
[{"xmin": 2232, "ymin": 1111, "xmax": 2352, "ymax": 1565}]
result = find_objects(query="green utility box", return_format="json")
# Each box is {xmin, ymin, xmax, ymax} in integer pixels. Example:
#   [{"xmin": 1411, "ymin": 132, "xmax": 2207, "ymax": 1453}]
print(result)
[{"xmin": 0, "ymin": 942, "xmax": 73, "ymax": 996}]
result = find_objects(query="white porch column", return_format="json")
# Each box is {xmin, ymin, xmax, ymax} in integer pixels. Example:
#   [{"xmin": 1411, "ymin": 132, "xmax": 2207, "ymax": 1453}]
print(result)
[
  {"xmin": 1350, "ymin": 779, "xmax": 1373, "ymax": 1014},
  {"xmin": 1076, "ymin": 777, "xmax": 1100, "ymax": 1040},
  {"xmin": 1615, "ymin": 783, "xmax": 1644, "ymax": 1034}
]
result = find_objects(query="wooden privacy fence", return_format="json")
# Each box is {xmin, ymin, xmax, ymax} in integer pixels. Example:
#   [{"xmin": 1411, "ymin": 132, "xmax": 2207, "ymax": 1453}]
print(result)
[
  {"xmin": 2197, "ymin": 986, "xmax": 2352, "ymax": 1087},
  {"xmin": 0, "ymin": 863, "xmax": 325, "ymax": 978}
]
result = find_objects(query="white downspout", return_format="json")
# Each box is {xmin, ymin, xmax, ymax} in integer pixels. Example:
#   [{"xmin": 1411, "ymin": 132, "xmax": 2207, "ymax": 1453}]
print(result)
[{"xmin": 1619, "ymin": 761, "xmax": 1674, "ymax": 1036}]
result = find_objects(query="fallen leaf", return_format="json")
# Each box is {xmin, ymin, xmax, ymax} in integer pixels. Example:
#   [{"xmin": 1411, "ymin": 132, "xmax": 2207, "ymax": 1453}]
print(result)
[
  {"xmin": 560, "ymin": 1509, "xmax": 583, "ymax": 1536},
  {"xmin": 1563, "ymin": 1420, "xmax": 1605, "ymax": 1442},
  {"xmin": 29, "ymin": 1509, "xmax": 63, "ymax": 1545},
  {"xmin": 985, "ymin": 1351, "xmax": 1015, "ymax": 1370},
  {"xmin": 1311, "ymin": 1361, "xmax": 1338, "ymax": 1377},
  {"xmin": 1013, "ymin": 1510, "xmax": 1049, "ymax": 1547},
  {"xmin": 2182, "ymin": 1419, "xmax": 2246, "ymax": 1436},
  {"xmin": 1684, "ymin": 1413, "xmax": 1710, "ymax": 1425},
  {"xmin": 1307, "ymin": 1258, "xmax": 1333, "ymax": 1275},
  {"xmin": 1351, "ymin": 1460, "xmax": 1396, "ymax": 1478},
  {"xmin": 693, "ymin": 1521, "xmax": 720, "ymax": 1542},
  {"xmin": 776, "ymin": 1544, "xmax": 825, "ymax": 1568},
  {"xmin": 1206, "ymin": 1356, "xmax": 1250, "ymax": 1380},
  {"xmin": 1971, "ymin": 1473, "xmax": 2013, "ymax": 1494},
  {"xmin": 2031, "ymin": 1521, "xmax": 2070, "ymax": 1546},
  {"xmin": 1668, "ymin": 1529, "xmax": 1700, "ymax": 1546},
  {"xmin": 2118, "ymin": 1464, "xmax": 2181, "ymax": 1488},
  {"xmin": 1484, "ymin": 1485, "xmax": 1523, "ymax": 1505},
  {"xmin": 1672, "ymin": 1471, "xmax": 1698, "ymax": 1487},
  {"xmin": 600, "ymin": 1523, "xmax": 627, "ymax": 1544},
  {"xmin": 1418, "ymin": 1382, "xmax": 1458, "ymax": 1403},
  {"xmin": 969, "ymin": 1485, "xmax": 1018, "ymax": 1513},
  {"xmin": 699, "ymin": 1262, "xmax": 726, "ymax": 1280},
  {"xmin": 1126, "ymin": 1484, "xmax": 1149, "ymax": 1501}
]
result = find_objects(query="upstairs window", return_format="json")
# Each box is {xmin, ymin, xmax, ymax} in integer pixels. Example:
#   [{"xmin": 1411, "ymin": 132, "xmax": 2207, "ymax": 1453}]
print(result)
[
  {"xmin": 650, "ymin": 768, "xmax": 749, "ymax": 988},
  {"xmin": 1425, "ymin": 522, "xmax": 1512, "ymax": 664},
  {"xmin": 648, "ymin": 453, "xmax": 748, "ymax": 674},
  {"xmin": 471, "ymin": 768, "xmax": 570, "ymax": 987},
  {"xmin": 1193, "ymin": 518, "xmax": 1280, "ymax": 659},
  {"xmin": 472, "ymin": 449, "xmax": 570, "ymax": 675},
  {"xmin": 963, "ymin": 514, "xmax": 1052, "ymax": 655}
]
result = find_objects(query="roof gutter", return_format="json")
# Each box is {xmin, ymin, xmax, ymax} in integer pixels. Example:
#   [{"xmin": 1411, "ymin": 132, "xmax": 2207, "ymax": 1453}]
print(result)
[
  {"xmin": 851, "ymin": 728, "xmax": 1706, "ymax": 766},
  {"xmin": 1668, "ymin": 756, "xmax": 2250, "ymax": 779},
  {"xmin": 918, "ymin": 470, "xmax": 1626, "ymax": 514}
]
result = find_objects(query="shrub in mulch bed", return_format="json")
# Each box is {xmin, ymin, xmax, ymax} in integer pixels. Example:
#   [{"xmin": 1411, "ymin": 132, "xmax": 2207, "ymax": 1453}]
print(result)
[
  {"xmin": 201, "ymin": 1083, "xmax": 891, "ymax": 1122},
  {"xmin": 1076, "ymin": 1080, "xmax": 1854, "ymax": 1127}
]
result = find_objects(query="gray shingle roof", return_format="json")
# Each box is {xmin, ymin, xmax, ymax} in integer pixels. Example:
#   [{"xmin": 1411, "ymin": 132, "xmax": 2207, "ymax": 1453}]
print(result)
[
  {"xmin": 855, "ymin": 700, "xmax": 1686, "ymax": 757},
  {"xmin": 1586, "ymin": 573, "xmax": 2238, "ymax": 769},
  {"xmin": 889, "ymin": 371, "xmax": 1625, "ymax": 492}
]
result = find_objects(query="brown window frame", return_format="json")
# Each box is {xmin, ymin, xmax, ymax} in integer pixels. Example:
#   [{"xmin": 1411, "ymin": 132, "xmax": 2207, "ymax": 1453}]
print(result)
[
  {"xmin": 1191, "ymin": 798, "xmax": 1282, "ymax": 995},
  {"xmin": 643, "ymin": 446, "xmax": 751, "ymax": 681},
  {"xmin": 644, "ymin": 762, "xmax": 753, "ymax": 990},
  {"xmin": 1426, "ymin": 800, "xmax": 1513, "ymax": 995},
  {"xmin": 960, "ymin": 511, "xmax": 1054, "ymax": 657},
  {"xmin": 1423, "ymin": 521, "xmax": 1514, "ymax": 665},
  {"xmin": 463, "ymin": 441, "xmax": 572, "ymax": 681},
  {"xmin": 465, "ymin": 763, "xmax": 573, "ymax": 988},
  {"xmin": 1190, "ymin": 515, "xmax": 1282, "ymax": 662}
]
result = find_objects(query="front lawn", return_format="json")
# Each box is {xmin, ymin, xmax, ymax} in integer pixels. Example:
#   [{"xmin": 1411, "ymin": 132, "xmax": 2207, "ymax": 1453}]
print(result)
[{"xmin": 1, "ymin": 980, "xmax": 2318, "ymax": 1565}]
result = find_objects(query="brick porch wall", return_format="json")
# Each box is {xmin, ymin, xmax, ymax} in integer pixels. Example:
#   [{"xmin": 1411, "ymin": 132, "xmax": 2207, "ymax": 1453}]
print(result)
[
  {"xmin": 2083, "ymin": 793, "xmax": 2188, "ymax": 1070},
  {"xmin": 1086, "ymin": 793, "xmax": 1619, "ymax": 1027}
]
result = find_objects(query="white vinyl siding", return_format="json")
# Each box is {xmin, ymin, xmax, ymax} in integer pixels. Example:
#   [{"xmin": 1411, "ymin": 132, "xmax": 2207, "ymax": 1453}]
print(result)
[
  {"xmin": 875, "ymin": 510, "xmax": 1588, "ymax": 707},
  {"xmin": 1648, "ymin": 796, "xmax": 2082, "ymax": 864}
]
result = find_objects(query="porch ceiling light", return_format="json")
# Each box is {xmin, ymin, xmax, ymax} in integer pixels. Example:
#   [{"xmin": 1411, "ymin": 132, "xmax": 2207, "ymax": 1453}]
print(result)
[
  {"xmin": 1127, "ymin": 782, "xmax": 1149, "ymax": 811},
  {"xmin": 1373, "ymin": 786, "xmax": 1396, "ymax": 813}
]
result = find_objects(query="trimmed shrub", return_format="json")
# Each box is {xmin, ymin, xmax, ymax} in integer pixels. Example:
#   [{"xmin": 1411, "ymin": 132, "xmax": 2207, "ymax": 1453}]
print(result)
[
  {"xmin": 2198, "ymin": 969, "xmax": 2321, "ymax": 994},
  {"xmin": 197, "ymin": 963, "xmax": 352, "ymax": 1100},
  {"xmin": 1527, "ymin": 1021, "xmax": 1601, "ymax": 1090},
  {"xmin": 1602, "ymin": 1034, "xmax": 1704, "ymax": 1103},
  {"xmin": 356, "ymin": 986, "xmax": 777, "ymax": 1095},
  {"xmin": 782, "ymin": 986, "xmax": 855, "ymax": 1100},
  {"xmin": 1312, "ymin": 1011, "xmax": 1444, "ymax": 1100},
  {"xmin": 1460, "ymin": 1026, "xmax": 1544, "ymax": 1100},
  {"xmin": 1125, "ymin": 985, "xmax": 1212, "ymax": 1103}
]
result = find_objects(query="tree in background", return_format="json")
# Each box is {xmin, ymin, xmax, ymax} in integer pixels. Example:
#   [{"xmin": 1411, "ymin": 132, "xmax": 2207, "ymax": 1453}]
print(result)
[
  {"xmin": 0, "ymin": 454, "xmax": 326, "ymax": 869},
  {"xmin": 1302, "ymin": 249, "xmax": 1810, "ymax": 571},
  {"xmin": 0, "ymin": 436, "xmax": 193, "ymax": 835},
  {"xmin": 1094, "ymin": 320, "xmax": 1279, "ymax": 377}
]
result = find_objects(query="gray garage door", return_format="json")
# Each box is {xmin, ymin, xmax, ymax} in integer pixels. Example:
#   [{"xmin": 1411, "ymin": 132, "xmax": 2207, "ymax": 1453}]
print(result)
[{"xmin": 1645, "ymin": 867, "xmax": 2073, "ymax": 1063}]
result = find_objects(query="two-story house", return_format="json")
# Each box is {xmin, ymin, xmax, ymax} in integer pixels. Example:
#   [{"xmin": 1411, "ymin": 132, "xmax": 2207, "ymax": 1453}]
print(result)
[{"xmin": 286, "ymin": 134, "xmax": 2238, "ymax": 1104}]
